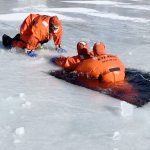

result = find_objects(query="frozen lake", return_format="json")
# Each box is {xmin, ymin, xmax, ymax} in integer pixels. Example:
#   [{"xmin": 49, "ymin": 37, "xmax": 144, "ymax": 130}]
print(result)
[{"xmin": 0, "ymin": 0, "xmax": 150, "ymax": 150}]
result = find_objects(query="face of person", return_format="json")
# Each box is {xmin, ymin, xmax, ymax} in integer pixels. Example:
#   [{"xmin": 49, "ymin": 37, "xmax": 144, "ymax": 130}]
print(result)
[{"xmin": 49, "ymin": 24, "xmax": 59, "ymax": 33}]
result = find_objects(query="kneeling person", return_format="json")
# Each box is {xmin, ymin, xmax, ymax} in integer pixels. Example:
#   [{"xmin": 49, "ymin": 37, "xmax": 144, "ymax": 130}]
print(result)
[{"xmin": 2, "ymin": 13, "xmax": 64, "ymax": 56}]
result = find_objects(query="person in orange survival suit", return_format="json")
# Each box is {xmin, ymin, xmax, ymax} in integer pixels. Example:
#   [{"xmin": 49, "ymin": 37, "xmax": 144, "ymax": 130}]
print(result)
[
  {"xmin": 75, "ymin": 42, "xmax": 125, "ymax": 83},
  {"xmin": 54, "ymin": 41, "xmax": 92, "ymax": 71},
  {"xmin": 8, "ymin": 14, "xmax": 63, "ymax": 56}
]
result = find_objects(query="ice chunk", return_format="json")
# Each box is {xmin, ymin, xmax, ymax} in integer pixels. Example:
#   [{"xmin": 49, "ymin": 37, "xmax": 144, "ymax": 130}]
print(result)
[
  {"xmin": 22, "ymin": 101, "xmax": 31, "ymax": 109},
  {"xmin": 121, "ymin": 101, "xmax": 134, "ymax": 117},
  {"xmin": 19, "ymin": 93, "xmax": 26, "ymax": 101},
  {"xmin": 113, "ymin": 131, "xmax": 121, "ymax": 141},
  {"xmin": 15, "ymin": 127, "xmax": 25, "ymax": 137}
]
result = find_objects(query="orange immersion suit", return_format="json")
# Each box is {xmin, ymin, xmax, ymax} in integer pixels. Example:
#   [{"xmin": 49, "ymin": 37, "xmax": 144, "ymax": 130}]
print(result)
[
  {"xmin": 56, "ymin": 54, "xmax": 91, "ymax": 71},
  {"xmin": 56, "ymin": 41, "xmax": 92, "ymax": 71},
  {"xmin": 75, "ymin": 54, "xmax": 125, "ymax": 83},
  {"xmin": 12, "ymin": 14, "xmax": 63, "ymax": 50}
]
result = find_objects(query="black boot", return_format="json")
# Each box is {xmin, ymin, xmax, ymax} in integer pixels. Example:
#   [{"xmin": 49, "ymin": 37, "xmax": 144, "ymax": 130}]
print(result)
[
  {"xmin": 2, "ymin": 34, "xmax": 13, "ymax": 48},
  {"xmin": 13, "ymin": 33, "xmax": 20, "ymax": 41}
]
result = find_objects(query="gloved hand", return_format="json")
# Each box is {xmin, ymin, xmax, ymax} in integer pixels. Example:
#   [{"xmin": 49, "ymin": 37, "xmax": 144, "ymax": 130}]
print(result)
[
  {"xmin": 50, "ymin": 56, "xmax": 58, "ymax": 63},
  {"xmin": 56, "ymin": 47, "xmax": 67, "ymax": 53},
  {"xmin": 27, "ymin": 50, "xmax": 38, "ymax": 57}
]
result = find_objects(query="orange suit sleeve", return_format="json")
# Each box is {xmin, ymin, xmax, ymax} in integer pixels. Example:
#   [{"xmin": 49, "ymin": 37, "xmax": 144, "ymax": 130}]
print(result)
[
  {"xmin": 56, "ymin": 56, "xmax": 81, "ymax": 71},
  {"xmin": 53, "ymin": 24, "xmax": 63, "ymax": 46}
]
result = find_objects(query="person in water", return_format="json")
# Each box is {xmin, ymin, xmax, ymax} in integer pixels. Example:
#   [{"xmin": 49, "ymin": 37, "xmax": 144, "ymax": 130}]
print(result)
[
  {"xmin": 55, "ymin": 41, "xmax": 92, "ymax": 71},
  {"xmin": 75, "ymin": 42, "xmax": 125, "ymax": 83},
  {"xmin": 2, "ymin": 13, "xmax": 64, "ymax": 57}
]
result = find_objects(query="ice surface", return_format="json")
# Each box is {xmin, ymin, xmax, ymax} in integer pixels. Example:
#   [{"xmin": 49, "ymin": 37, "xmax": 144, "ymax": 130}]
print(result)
[
  {"xmin": 63, "ymin": 0, "xmax": 150, "ymax": 11},
  {"xmin": 0, "ymin": 0, "xmax": 150, "ymax": 150}
]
